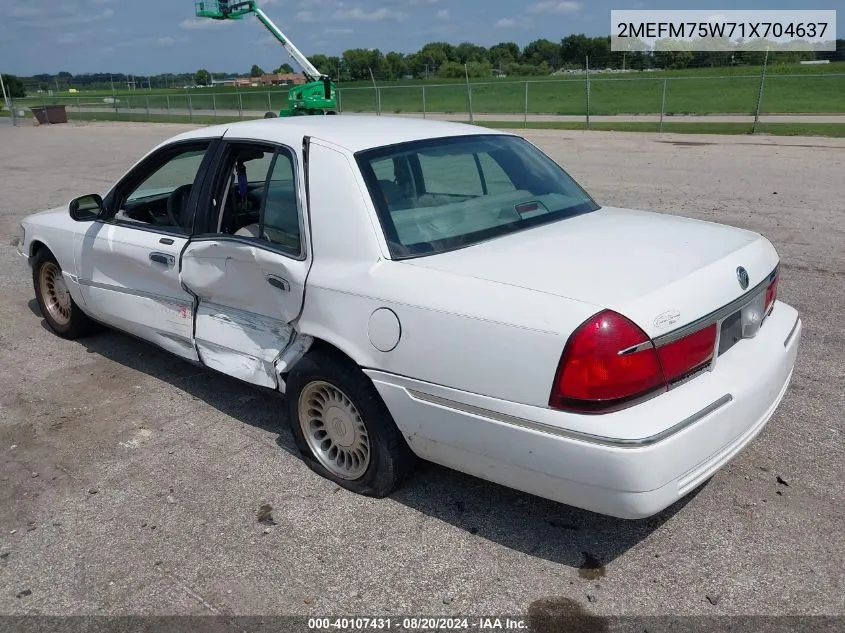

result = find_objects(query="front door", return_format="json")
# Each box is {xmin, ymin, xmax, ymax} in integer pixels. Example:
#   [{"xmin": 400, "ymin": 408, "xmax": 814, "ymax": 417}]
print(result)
[
  {"xmin": 179, "ymin": 140, "xmax": 310, "ymax": 387},
  {"xmin": 75, "ymin": 139, "xmax": 219, "ymax": 361}
]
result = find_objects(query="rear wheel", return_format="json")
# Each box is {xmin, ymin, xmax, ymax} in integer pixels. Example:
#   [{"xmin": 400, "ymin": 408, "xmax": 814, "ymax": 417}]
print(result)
[
  {"xmin": 32, "ymin": 248, "xmax": 94, "ymax": 339},
  {"xmin": 285, "ymin": 348, "xmax": 416, "ymax": 496}
]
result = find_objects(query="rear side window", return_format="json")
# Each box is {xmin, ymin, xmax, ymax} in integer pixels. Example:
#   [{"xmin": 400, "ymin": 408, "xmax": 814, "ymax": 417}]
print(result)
[
  {"xmin": 356, "ymin": 134, "xmax": 599, "ymax": 259},
  {"xmin": 210, "ymin": 143, "xmax": 302, "ymax": 256}
]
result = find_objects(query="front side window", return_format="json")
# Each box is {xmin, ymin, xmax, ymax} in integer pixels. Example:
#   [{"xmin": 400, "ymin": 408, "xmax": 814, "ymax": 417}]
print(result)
[
  {"xmin": 114, "ymin": 143, "xmax": 210, "ymax": 233},
  {"xmin": 356, "ymin": 134, "xmax": 599, "ymax": 259}
]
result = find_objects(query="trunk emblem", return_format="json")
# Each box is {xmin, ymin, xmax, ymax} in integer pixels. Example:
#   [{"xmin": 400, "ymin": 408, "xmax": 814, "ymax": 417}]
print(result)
[
  {"xmin": 654, "ymin": 310, "xmax": 681, "ymax": 329},
  {"xmin": 736, "ymin": 266, "xmax": 750, "ymax": 290}
]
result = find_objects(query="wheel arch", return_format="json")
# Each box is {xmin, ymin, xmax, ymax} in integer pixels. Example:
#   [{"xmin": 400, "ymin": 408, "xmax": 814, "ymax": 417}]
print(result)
[
  {"xmin": 28, "ymin": 238, "xmax": 49, "ymax": 258},
  {"xmin": 279, "ymin": 330, "xmax": 384, "ymax": 397},
  {"xmin": 282, "ymin": 333, "xmax": 366, "ymax": 379},
  {"xmin": 27, "ymin": 236, "xmax": 89, "ymax": 315},
  {"xmin": 306, "ymin": 337, "xmax": 361, "ymax": 368}
]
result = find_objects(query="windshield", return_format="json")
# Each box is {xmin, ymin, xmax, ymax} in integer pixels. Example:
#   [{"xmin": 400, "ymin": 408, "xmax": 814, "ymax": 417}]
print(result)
[{"xmin": 355, "ymin": 134, "xmax": 600, "ymax": 259}]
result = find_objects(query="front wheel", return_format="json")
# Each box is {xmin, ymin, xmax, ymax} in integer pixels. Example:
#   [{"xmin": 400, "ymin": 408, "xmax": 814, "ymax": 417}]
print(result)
[
  {"xmin": 32, "ymin": 248, "xmax": 94, "ymax": 339},
  {"xmin": 285, "ymin": 349, "xmax": 416, "ymax": 496}
]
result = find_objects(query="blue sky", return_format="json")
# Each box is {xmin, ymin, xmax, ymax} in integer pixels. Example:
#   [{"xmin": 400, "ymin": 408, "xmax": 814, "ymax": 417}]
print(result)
[{"xmin": 1, "ymin": 0, "xmax": 842, "ymax": 76}]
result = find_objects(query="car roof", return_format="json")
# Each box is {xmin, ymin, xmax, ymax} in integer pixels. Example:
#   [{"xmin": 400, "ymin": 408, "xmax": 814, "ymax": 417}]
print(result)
[{"xmin": 168, "ymin": 115, "xmax": 514, "ymax": 153}]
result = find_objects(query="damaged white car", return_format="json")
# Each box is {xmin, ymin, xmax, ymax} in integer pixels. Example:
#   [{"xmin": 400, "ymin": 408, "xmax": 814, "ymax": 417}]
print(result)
[{"xmin": 19, "ymin": 116, "xmax": 801, "ymax": 519}]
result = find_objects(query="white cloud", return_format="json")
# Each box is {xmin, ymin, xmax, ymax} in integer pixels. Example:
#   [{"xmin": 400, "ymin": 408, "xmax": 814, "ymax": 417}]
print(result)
[
  {"xmin": 436, "ymin": 8, "xmax": 449, "ymax": 19},
  {"xmin": 495, "ymin": 16, "xmax": 534, "ymax": 28},
  {"xmin": 9, "ymin": 5, "xmax": 50, "ymax": 19},
  {"xmin": 57, "ymin": 32, "xmax": 85, "ymax": 44},
  {"xmin": 115, "ymin": 35, "xmax": 184, "ymax": 49},
  {"xmin": 296, "ymin": 10, "xmax": 316, "ymax": 22},
  {"xmin": 528, "ymin": 1, "xmax": 582, "ymax": 14},
  {"xmin": 323, "ymin": 27, "xmax": 354, "ymax": 34},
  {"xmin": 179, "ymin": 17, "xmax": 234, "ymax": 29},
  {"xmin": 10, "ymin": 5, "xmax": 114, "ymax": 28},
  {"xmin": 332, "ymin": 7, "xmax": 410, "ymax": 21},
  {"xmin": 90, "ymin": 0, "xmax": 117, "ymax": 4}
]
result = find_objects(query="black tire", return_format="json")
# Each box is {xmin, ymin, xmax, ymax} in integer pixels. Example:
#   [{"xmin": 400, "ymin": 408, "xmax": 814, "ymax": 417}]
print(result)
[
  {"xmin": 32, "ymin": 248, "xmax": 94, "ymax": 339},
  {"xmin": 264, "ymin": 111, "xmax": 278, "ymax": 118},
  {"xmin": 285, "ymin": 348, "xmax": 416, "ymax": 497}
]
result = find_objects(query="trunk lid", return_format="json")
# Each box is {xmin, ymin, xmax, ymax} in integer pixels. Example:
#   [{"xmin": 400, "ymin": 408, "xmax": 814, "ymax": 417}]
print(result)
[{"xmin": 403, "ymin": 206, "xmax": 779, "ymax": 337}]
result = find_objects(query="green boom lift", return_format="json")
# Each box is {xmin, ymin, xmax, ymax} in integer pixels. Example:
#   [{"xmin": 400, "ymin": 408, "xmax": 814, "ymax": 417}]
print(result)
[{"xmin": 194, "ymin": 0, "xmax": 337, "ymax": 116}]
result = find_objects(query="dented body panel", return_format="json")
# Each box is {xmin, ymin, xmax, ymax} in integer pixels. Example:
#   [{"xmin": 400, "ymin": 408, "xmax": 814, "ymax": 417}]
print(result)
[{"xmin": 180, "ymin": 240, "xmax": 309, "ymax": 388}]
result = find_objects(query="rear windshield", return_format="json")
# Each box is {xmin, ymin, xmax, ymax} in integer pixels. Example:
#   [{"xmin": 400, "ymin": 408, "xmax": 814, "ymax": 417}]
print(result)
[{"xmin": 355, "ymin": 134, "xmax": 599, "ymax": 259}]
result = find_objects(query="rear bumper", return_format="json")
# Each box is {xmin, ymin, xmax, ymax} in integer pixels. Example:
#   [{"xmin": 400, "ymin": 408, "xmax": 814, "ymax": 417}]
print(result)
[{"xmin": 367, "ymin": 301, "xmax": 801, "ymax": 519}]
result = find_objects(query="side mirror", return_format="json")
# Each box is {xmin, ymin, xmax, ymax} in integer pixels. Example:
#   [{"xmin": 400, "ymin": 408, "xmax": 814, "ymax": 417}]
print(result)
[{"xmin": 69, "ymin": 194, "xmax": 104, "ymax": 222}]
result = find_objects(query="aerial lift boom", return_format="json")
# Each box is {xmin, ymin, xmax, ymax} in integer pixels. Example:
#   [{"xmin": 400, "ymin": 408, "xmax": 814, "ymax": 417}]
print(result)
[{"xmin": 194, "ymin": 1, "xmax": 337, "ymax": 116}]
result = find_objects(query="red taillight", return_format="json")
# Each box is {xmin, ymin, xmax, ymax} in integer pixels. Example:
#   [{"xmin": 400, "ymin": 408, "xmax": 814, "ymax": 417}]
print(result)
[
  {"xmin": 765, "ymin": 272, "xmax": 779, "ymax": 315},
  {"xmin": 655, "ymin": 324, "xmax": 717, "ymax": 383},
  {"xmin": 550, "ymin": 310, "xmax": 665, "ymax": 412},
  {"xmin": 550, "ymin": 310, "xmax": 719, "ymax": 414}
]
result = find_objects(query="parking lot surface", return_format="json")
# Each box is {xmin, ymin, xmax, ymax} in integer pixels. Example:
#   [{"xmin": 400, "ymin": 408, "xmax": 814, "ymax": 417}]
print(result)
[{"xmin": 1, "ymin": 121, "xmax": 843, "ymax": 617}]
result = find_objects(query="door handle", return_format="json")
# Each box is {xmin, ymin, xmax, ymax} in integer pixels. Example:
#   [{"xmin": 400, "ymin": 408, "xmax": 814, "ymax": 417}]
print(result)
[
  {"xmin": 266, "ymin": 275, "xmax": 290, "ymax": 292},
  {"xmin": 150, "ymin": 252, "xmax": 175, "ymax": 267}
]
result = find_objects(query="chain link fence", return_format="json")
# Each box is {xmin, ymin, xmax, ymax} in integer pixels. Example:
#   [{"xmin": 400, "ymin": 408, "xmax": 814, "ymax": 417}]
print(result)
[{"xmin": 4, "ymin": 69, "xmax": 844, "ymax": 130}]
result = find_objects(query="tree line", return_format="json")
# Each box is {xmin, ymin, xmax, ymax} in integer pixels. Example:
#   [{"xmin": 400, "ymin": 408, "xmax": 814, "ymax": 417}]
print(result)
[
  {"xmin": 289, "ymin": 36, "xmax": 845, "ymax": 81},
  {"xmin": 5, "ymin": 35, "xmax": 845, "ymax": 95}
]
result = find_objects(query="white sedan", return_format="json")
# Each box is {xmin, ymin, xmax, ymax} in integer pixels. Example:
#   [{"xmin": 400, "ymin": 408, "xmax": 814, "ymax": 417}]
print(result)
[{"xmin": 18, "ymin": 116, "xmax": 801, "ymax": 519}]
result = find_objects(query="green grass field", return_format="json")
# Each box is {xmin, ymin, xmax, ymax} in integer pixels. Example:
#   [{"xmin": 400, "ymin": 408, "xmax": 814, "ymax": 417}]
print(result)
[
  {"xmin": 480, "ymin": 121, "xmax": 845, "ymax": 137},
  {"xmin": 11, "ymin": 62, "xmax": 845, "ymax": 117},
  {"xmin": 5, "ymin": 108, "xmax": 844, "ymax": 138}
]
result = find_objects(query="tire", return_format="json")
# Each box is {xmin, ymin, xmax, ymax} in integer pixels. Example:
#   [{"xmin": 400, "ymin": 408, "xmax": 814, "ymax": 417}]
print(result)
[
  {"xmin": 263, "ymin": 111, "xmax": 278, "ymax": 119},
  {"xmin": 32, "ymin": 248, "xmax": 94, "ymax": 339},
  {"xmin": 285, "ymin": 348, "xmax": 416, "ymax": 497}
]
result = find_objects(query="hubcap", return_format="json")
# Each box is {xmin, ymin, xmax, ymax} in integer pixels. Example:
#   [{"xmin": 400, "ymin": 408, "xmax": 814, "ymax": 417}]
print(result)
[
  {"xmin": 298, "ymin": 381, "xmax": 371, "ymax": 480},
  {"xmin": 39, "ymin": 262, "xmax": 71, "ymax": 326}
]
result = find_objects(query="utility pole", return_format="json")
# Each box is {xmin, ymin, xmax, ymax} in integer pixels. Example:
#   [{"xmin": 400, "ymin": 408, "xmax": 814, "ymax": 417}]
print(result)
[
  {"xmin": 0, "ymin": 73, "xmax": 9, "ymax": 108},
  {"xmin": 0, "ymin": 73, "xmax": 15, "ymax": 126},
  {"xmin": 369, "ymin": 67, "xmax": 380, "ymax": 115},
  {"xmin": 465, "ymin": 63, "xmax": 474, "ymax": 123},
  {"xmin": 752, "ymin": 47, "xmax": 770, "ymax": 134}
]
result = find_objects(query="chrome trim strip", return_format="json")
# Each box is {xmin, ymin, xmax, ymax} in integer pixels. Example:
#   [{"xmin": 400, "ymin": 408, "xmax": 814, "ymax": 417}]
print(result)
[
  {"xmin": 78, "ymin": 278, "xmax": 192, "ymax": 308},
  {"xmin": 653, "ymin": 266, "xmax": 778, "ymax": 348},
  {"xmin": 618, "ymin": 341, "xmax": 655, "ymax": 356},
  {"xmin": 784, "ymin": 316, "xmax": 800, "ymax": 348},
  {"xmin": 406, "ymin": 389, "xmax": 733, "ymax": 449}
]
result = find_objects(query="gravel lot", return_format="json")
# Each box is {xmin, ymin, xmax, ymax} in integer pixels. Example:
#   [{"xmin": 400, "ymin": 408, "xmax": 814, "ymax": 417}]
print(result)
[{"xmin": 1, "ymin": 121, "xmax": 843, "ymax": 620}]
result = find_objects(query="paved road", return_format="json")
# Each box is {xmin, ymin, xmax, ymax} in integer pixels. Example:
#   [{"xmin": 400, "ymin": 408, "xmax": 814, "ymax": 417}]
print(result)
[
  {"xmin": 23, "ymin": 105, "xmax": 845, "ymax": 125},
  {"xmin": 0, "ymin": 122, "xmax": 843, "ymax": 623}
]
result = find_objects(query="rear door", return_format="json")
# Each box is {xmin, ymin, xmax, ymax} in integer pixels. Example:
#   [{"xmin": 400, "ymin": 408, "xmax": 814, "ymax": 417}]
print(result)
[
  {"xmin": 75, "ymin": 138, "xmax": 220, "ymax": 361},
  {"xmin": 179, "ymin": 138, "xmax": 311, "ymax": 388}
]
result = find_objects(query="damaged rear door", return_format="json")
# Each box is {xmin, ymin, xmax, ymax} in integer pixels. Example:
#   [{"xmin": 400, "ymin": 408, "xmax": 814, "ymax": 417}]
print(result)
[{"xmin": 179, "ymin": 138, "xmax": 312, "ymax": 388}]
